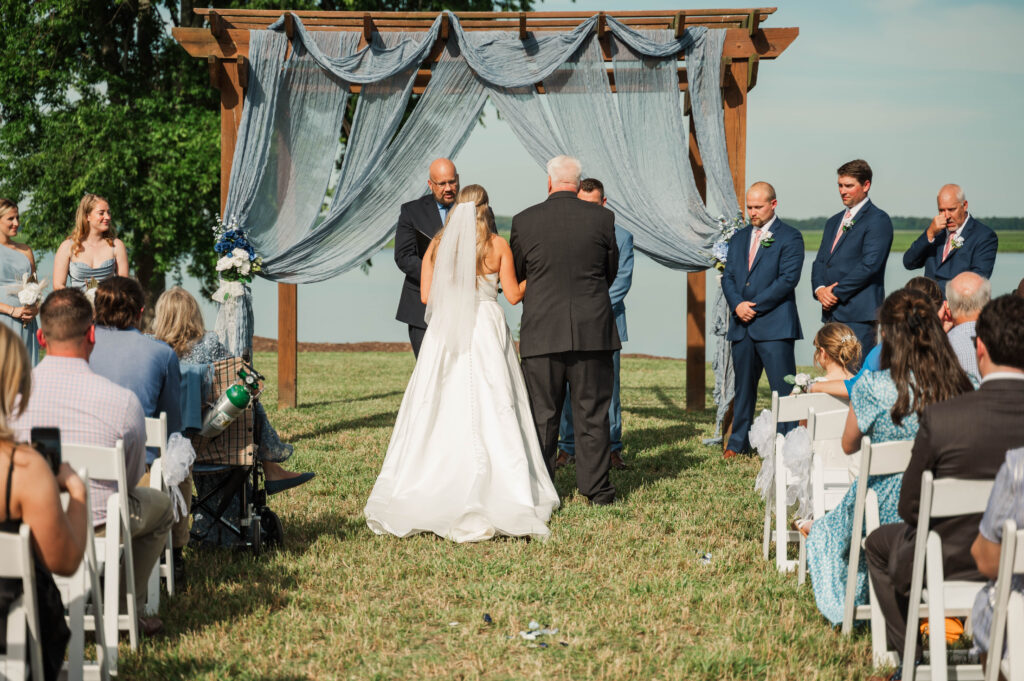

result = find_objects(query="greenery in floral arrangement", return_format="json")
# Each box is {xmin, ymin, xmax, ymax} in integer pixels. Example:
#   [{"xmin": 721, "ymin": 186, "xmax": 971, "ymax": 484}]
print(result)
[{"xmin": 710, "ymin": 213, "xmax": 748, "ymax": 272}]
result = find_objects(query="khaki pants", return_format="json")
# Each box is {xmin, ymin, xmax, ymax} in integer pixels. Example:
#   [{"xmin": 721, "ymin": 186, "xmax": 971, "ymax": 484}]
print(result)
[
  {"xmin": 97, "ymin": 485, "xmax": 173, "ymax": 608},
  {"xmin": 139, "ymin": 469, "xmax": 193, "ymax": 549}
]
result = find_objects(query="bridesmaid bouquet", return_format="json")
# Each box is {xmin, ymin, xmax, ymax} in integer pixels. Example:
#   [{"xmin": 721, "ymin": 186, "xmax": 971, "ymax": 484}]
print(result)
[
  {"xmin": 212, "ymin": 216, "xmax": 263, "ymax": 302},
  {"xmin": 15, "ymin": 272, "xmax": 48, "ymax": 306}
]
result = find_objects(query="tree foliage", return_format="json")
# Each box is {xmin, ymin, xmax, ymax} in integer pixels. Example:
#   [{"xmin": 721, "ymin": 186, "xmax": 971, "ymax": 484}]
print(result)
[{"xmin": 0, "ymin": 0, "xmax": 531, "ymax": 304}]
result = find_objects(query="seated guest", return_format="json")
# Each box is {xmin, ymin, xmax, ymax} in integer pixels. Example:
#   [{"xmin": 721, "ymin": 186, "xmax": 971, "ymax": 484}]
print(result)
[
  {"xmin": 89, "ymin": 278, "xmax": 181, "ymax": 458},
  {"xmin": 12, "ymin": 289, "xmax": 172, "ymax": 636},
  {"xmin": 151, "ymin": 287, "xmax": 313, "ymax": 494},
  {"xmin": 0, "ymin": 324, "xmax": 88, "ymax": 680},
  {"xmin": 865, "ymin": 294, "xmax": 1024, "ymax": 678},
  {"xmin": 969, "ymin": 446, "xmax": 1024, "ymax": 668},
  {"xmin": 806, "ymin": 322, "xmax": 862, "ymax": 399},
  {"xmin": 943, "ymin": 272, "xmax": 990, "ymax": 385},
  {"xmin": 804, "ymin": 289, "xmax": 973, "ymax": 626},
  {"xmin": 844, "ymin": 276, "xmax": 945, "ymax": 395}
]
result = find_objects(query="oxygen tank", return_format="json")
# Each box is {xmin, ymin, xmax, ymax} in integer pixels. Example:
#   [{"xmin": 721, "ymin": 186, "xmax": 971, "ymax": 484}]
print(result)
[{"xmin": 199, "ymin": 370, "xmax": 256, "ymax": 438}]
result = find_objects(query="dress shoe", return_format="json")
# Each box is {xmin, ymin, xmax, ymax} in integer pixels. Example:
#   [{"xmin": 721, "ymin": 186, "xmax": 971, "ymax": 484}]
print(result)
[
  {"xmin": 609, "ymin": 451, "xmax": 629, "ymax": 470},
  {"xmin": 138, "ymin": 615, "xmax": 164, "ymax": 637},
  {"xmin": 723, "ymin": 448, "xmax": 740, "ymax": 460},
  {"xmin": 553, "ymin": 450, "xmax": 573, "ymax": 470},
  {"xmin": 266, "ymin": 471, "xmax": 315, "ymax": 495}
]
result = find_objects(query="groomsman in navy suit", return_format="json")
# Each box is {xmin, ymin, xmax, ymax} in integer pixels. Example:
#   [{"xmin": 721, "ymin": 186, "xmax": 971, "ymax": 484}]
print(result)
[
  {"xmin": 902, "ymin": 184, "xmax": 998, "ymax": 292},
  {"xmin": 811, "ymin": 159, "xmax": 893, "ymax": 357},
  {"xmin": 721, "ymin": 182, "xmax": 804, "ymax": 459}
]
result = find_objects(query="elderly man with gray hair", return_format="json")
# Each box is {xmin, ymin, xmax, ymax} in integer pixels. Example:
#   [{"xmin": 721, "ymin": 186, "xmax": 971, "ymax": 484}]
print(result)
[
  {"xmin": 510, "ymin": 155, "xmax": 620, "ymax": 505},
  {"xmin": 943, "ymin": 271, "xmax": 991, "ymax": 384}
]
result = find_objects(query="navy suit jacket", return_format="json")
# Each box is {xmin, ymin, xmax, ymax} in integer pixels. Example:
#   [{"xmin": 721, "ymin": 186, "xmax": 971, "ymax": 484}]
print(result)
[
  {"xmin": 722, "ymin": 218, "xmax": 804, "ymax": 342},
  {"xmin": 902, "ymin": 216, "xmax": 998, "ymax": 291},
  {"xmin": 810, "ymin": 199, "xmax": 893, "ymax": 323}
]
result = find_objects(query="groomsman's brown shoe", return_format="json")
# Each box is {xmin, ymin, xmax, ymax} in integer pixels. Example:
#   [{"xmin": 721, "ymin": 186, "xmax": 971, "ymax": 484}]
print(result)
[
  {"xmin": 609, "ymin": 451, "xmax": 629, "ymax": 470},
  {"xmin": 554, "ymin": 450, "xmax": 572, "ymax": 470},
  {"xmin": 723, "ymin": 449, "xmax": 740, "ymax": 460}
]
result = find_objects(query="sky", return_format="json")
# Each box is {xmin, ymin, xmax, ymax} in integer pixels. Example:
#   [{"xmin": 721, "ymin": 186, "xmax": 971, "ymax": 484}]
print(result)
[{"xmin": 454, "ymin": 0, "xmax": 1024, "ymax": 219}]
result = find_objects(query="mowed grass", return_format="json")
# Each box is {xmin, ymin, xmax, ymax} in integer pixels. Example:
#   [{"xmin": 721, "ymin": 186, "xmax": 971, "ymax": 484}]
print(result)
[
  {"xmin": 801, "ymin": 229, "xmax": 1024, "ymax": 252},
  {"xmin": 119, "ymin": 352, "xmax": 883, "ymax": 680}
]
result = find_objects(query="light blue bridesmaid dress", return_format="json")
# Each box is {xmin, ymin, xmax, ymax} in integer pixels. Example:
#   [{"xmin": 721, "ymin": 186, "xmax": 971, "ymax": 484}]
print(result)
[
  {"xmin": 0, "ymin": 246, "xmax": 39, "ymax": 365},
  {"xmin": 67, "ymin": 258, "xmax": 117, "ymax": 291}
]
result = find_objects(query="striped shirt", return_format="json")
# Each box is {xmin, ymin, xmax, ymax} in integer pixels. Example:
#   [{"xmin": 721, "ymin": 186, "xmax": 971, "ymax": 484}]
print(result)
[
  {"xmin": 10, "ymin": 356, "xmax": 146, "ymax": 526},
  {"xmin": 971, "ymin": 447, "xmax": 1024, "ymax": 657},
  {"xmin": 947, "ymin": 320, "xmax": 980, "ymax": 385}
]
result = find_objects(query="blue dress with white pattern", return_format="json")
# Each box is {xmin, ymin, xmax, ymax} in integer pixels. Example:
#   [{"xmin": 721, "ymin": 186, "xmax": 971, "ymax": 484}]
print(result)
[{"xmin": 806, "ymin": 369, "xmax": 920, "ymax": 625}]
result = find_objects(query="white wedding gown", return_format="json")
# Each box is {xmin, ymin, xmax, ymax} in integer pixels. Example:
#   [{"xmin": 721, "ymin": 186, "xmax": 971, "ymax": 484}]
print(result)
[{"xmin": 365, "ymin": 273, "xmax": 560, "ymax": 542}]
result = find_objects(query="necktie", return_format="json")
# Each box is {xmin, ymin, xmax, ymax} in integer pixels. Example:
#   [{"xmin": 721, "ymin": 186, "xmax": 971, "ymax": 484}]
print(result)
[
  {"xmin": 748, "ymin": 228, "xmax": 762, "ymax": 269},
  {"xmin": 831, "ymin": 209, "xmax": 852, "ymax": 253},
  {"xmin": 942, "ymin": 233, "xmax": 954, "ymax": 262}
]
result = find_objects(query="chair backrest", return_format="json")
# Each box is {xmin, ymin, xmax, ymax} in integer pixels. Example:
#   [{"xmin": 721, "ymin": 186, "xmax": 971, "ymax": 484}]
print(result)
[
  {"xmin": 62, "ymin": 441, "xmax": 127, "ymax": 487},
  {"xmin": 773, "ymin": 391, "xmax": 848, "ymax": 425},
  {"xmin": 987, "ymin": 520, "xmax": 1024, "ymax": 681},
  {"xmin": 924, "ymin": 474, "xmax": 997, "ymax": 519},
  {"xmin": 0, "ymin": 525, "xmax": 44, "ymax": 681},
  {"xmin": 862, "ymin": 438, "xmax": 915, "ymax": 477},
  {"xmin": 808, "ymin": 407, "xmax": 850, "ymax": 441},
  {"xmin": 144, "ymin": 413, "xmax": 168, "ymax": 453}
]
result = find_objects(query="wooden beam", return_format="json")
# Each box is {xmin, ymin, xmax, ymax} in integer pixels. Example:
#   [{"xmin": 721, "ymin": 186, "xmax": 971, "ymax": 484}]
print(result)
[
  {"xmin": 518, "ymin": 12, "xmax": 527, "ymax": 40},
  {"xmin": 278, "ymin": 284, "xmax": 298, "ymax": 409},
  {"xmin": 673, "ymin": 11, "xmax": 686, "ymax": 38},
  {"xmin": 724, "ymin": 59, "xmax": 749, "ymax": 201},
  {"xmin": 686, "ymin": 116, "xmax": 708, "ymax": 413},
  {"xmin": 362, "ymin": 12, "xmax": 374, "ymax": 42}
]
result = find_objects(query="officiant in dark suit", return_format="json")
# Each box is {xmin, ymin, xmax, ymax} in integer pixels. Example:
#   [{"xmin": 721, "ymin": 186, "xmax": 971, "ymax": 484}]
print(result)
[
  {"xmin": 721, "ymin": 182, "xmax": 804, "ymax": 459},
  {"xmin": 511, "ymin": 155, "xmax": 619, "ymax": 506},
  {"xmin": 394, "ymin": 158, "xmax": 459, "ymax": 357},
  {"xmin": 811, "ymin": 159, "xmax": 893, "ymax": 357},
  {"xmin": 902, "ymin": 183, "xmax": 998, "ymax": 292}
]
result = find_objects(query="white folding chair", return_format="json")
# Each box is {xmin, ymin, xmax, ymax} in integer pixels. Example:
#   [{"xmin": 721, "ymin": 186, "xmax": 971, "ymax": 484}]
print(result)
[
  {"xmin": 62, "ymin": 441, "xmax": 139, "ymax": 671},
  {"xmin": 145, "ymin": 413, "xmax": 174, "ymax": 613},
  {"xmin": 797, "ymin": 406, "xmax": 852, "ymax": 585},
  {"xmin": 0, "ymin": 525, "xmax": 43, "ymax": 681},
  {"xmin": 984, "ymin": 519, "xmax": 1024, "ymax": 681},
  {"xmin": 56, "ymin": 468, "xmax": 110, "ymax": 681},
  {"xmin": 902, "ymin": 472, "xmax": 993, "ymax": 681},
  {"xmin": 764, "ymin": 390, "xmax": 848, "ymax": 571},
  {"xmin": 841, "ymin": 437, "xmax": 915, "ymax": 667}
]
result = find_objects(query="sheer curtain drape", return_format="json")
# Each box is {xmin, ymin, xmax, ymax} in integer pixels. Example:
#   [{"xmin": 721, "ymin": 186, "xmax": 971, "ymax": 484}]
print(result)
[{"xmin": 217, "ymin": 12, "xmax": 739, "ymax": 426}]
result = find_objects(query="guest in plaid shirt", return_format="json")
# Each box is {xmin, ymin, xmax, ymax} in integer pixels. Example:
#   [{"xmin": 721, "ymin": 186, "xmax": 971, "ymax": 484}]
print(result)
[
  {"xmin": 10, "ymin": 289, "xmax": 172, "ymax": 636},
  {"xmin": 970, "ymin": 447, "xmax": 1024, "ymax": 664},
  {"xmin": 942, "ymin": 272, "xmax": 990, "ymax": 386}
]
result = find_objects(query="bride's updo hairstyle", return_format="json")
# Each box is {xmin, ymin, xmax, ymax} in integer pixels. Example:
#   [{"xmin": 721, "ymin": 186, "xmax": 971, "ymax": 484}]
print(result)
[
  {"xmin": 813, "ymin": 322, "xmax": 861, "ymax": 374},
  {"xmin": 430, "ymin": 183, "xmax": 496, "ymax": 276},
  {"xmin": 877, "ymin": 288, "xmax": 972, "ymax": 425}
]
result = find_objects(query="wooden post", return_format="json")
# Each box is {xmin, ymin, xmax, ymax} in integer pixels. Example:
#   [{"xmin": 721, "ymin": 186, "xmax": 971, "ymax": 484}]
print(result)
[
  {"xmin": 723, "ymin": 59, "xmax": 749, "ymax": 200},
  {"xmin": 686, "ymin": 115, "xmax": 708, "ymax": 412},
  {"xmin": 278, "ymin": 284, "xmax": 298, "ymax": 408}
]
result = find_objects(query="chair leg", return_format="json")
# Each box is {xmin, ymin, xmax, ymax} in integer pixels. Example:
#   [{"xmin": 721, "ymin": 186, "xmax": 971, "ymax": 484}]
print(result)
[
  {"xmin": 65, "ymin": 562, "xmax": 86, "ymax": 681},
  {"xmin": 762, "ymin": 489, "xmax": 773, "ymax": 561},
  {"xmin": 146, "ymin": 560, "xmax": 161, "ymax": 616},
  {"xmin": 798, "ymin": 535, "xmax": 807, "ymax": 585},
  {"xmin": 103, "ymin": 535, "xmax": 119, "ymax": 670}
]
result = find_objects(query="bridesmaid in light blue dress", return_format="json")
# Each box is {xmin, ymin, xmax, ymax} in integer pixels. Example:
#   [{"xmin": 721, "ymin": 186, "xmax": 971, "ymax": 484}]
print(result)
[
  {"xmin": 52, "ymin": 194, "xmax": 128, "ymax": 292},
  {"xmin": 0, "ymin": 200, "xmax": 40, "ymax": 365},
  {"xmin": 804, "ymin": 289, "xmax": 974, "ymax": 625}
]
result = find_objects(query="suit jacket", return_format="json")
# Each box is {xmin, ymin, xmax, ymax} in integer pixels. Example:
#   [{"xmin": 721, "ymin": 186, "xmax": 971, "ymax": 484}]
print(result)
[
  {"xmin": 510, "ymin": 191, "xmax": 620, "ymax": 358},
  {"xmin": 898, "ymin": 377, "xmax": 1024, "ymax": 578},
  {"xmin": 610, "ymin": 226, "xmax": 634, "ymax": 342},
  {"xmin": 901, "ymin": 216, "xmax": 998, "ymax": 291},
  {"xmin": 810, "ymin": 199, "xmax": 893, "ymax": 323},
  {"xmin": 721, "ymin": 218, "xmax": 804, "ymax": 342},
  {"xmin": 394, "ymin": 194, "xmax": 444, "ymax": 328}
]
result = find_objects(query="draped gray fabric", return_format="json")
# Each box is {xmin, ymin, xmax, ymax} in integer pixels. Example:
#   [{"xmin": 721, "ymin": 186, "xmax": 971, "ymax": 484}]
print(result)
[{"xmin": 217, "ymin": 12, "xmax": 738, "ymax": 415}]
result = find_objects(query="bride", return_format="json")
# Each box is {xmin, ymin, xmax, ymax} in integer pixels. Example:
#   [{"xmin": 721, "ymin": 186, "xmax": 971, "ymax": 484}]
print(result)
[{"xmin": 364, "ymin": 185, "xmax": 559, "ymax": 542}]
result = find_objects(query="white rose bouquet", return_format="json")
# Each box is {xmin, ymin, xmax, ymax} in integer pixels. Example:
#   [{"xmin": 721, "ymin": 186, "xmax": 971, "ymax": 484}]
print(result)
[
  {"xmin": 211, "ymin": 215, "xmax": 263, "ymax": 302},
  {"xmin": 15, "ymin": 272, "xmax": 48, "ymax": 306}
]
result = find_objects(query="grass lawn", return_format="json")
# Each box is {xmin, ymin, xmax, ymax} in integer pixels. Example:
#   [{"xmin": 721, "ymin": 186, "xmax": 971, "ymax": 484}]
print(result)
[{"xmin": 120, "ymin": 352, "xmax": 886, "ymax": 680}]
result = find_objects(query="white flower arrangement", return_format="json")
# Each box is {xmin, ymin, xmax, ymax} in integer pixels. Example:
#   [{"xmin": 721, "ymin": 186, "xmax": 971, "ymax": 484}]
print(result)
[
  {"xmin": 710, "ymin": 213, "xmax": 747, "ymax": 272},
  {"xmin": 759, "ymin": 229, "xmax": 775, "ymax": 248},
  {"xmin": 784, "ymin": 372, "xmax": 813, "ymax": 395},
  {"xmin": 841, "ymin": 215, "xmax": 856, "ymax": 233},
  {"xmin": 212, "ymin": 215, "xmax": 262, "ymax": 302},
  {"xmin": 15, "ymin": 272, "xmax": 48, "ymax": 306},
  {"xmin": 950, "ymin": 233, "xmax": 965, "ymax": 250}
]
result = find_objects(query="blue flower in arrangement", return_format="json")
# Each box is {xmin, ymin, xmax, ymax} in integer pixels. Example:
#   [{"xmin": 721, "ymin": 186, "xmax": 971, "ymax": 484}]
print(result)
[
  {"xmin": 211, "ymin": 215, "xmax": 264, "ymax": 302},
  {"xmin": 710, "ymin": 212, "xmax": 747, "ymax": 272}
]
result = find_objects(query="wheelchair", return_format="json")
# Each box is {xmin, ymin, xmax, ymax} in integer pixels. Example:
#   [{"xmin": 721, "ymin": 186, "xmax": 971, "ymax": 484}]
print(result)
[{"xmin": 188, "ymin": 357, "xmax": 283, "ymax": 556}]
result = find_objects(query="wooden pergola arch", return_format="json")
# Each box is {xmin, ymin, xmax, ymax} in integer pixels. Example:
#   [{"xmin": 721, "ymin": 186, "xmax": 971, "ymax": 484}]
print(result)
[{"xmin": 173, "ymin": 7, "xmax": 797, "ymax": 415}]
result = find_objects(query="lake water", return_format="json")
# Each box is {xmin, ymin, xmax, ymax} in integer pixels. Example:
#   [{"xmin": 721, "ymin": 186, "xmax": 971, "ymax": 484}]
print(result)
[{"xmin": 33, "ymin": 250, "xmax": 1024, "ymax": 366}]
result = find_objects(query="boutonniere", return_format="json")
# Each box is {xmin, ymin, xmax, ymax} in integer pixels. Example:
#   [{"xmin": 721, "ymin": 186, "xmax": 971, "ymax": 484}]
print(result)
[
  {"xmin": 760, "ymin": 229, "xmax": 775, "ymax": 247},
  {"xmin": 950, "ymin": 234, "xmax": 965, "ymax": 250},
  {"xmin": 841, "ymin": 217, "xmax": 856, "ymax": 233}
]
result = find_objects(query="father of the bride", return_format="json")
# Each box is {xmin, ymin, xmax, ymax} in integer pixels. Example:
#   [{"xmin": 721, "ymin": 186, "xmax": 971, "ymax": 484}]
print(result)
[
  {"xmin": 394, "ymin": 158, "xmax": 459, "ymax": 357},
  {"xmin": 511, "ymin": 155, "xmax": 620, "ymax": 506}
]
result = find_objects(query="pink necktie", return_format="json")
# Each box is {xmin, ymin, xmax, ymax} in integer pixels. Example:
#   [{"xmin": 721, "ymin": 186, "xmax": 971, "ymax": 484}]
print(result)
[
  {"xmin": 748, "ymin": 229, "xmax": 762, "ymax": 269},
  {"xmin": 831, "ymin": 209, "xmax": 851, "ymax": 253},
  {"xmin": 942, "ymin": 234, "xmax": 953, "ymax": 262}
]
